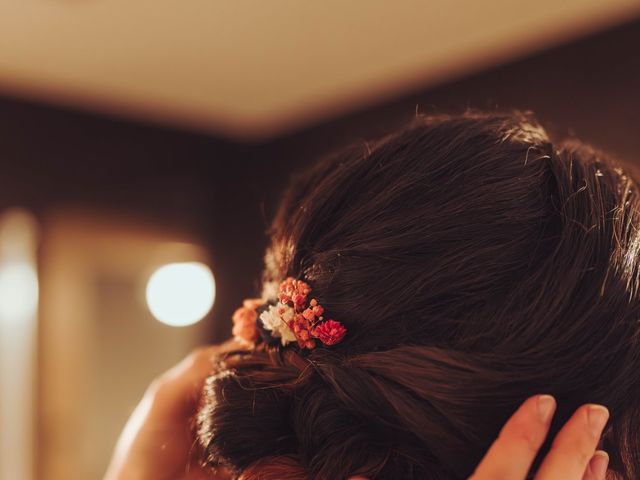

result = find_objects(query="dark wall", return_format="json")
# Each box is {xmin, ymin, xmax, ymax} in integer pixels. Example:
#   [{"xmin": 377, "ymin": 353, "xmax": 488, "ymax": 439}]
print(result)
[{"xmin": 0, "ymin": 17, "xmax": 638, "ymax": 341}]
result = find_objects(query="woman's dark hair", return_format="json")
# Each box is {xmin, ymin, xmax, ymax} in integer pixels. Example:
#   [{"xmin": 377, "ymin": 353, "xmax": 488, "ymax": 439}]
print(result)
[{"xmin": 196, "ymin": 110, "xmax": 640, "ymax": 479}]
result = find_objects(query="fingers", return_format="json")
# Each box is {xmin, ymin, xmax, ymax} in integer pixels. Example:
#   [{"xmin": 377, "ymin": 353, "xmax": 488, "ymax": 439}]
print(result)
[
  {"xmin": 352, "ymin": 455, "xmax": 607, "ymax": 480},
  {"xmin": 581, "ymin": 451, "xmax": 609, "ymax": 480},
  {"xmin": 470, "ymin": 394, "xmax": 556, "ymax": 480},
  {"xmin": 535, "ymin": 404, "xmax": 609, "ymax": 480}
]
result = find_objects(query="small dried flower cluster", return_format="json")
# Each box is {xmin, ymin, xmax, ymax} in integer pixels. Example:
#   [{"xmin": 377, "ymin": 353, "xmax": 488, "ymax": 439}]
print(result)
[
  {"xmin": 267, "ymin": 277, "xmax": 347, "ymax": 349},
  {"xmin": 231, "ymin": 277, "xmax": 347, "ymax": 350}
]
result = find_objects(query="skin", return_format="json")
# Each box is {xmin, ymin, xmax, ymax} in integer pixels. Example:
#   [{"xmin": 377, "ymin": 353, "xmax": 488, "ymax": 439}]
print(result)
[
  {"xmin": 469, "ymin": 394, "xmax": 610, "ymax": 480},
  {"xmin": 105, "ymin": 344, "xmax": 611, "ymax": 480},
  {"xmin": 104, "ymin": 340, "xmax": 239, "ymax": 480}
]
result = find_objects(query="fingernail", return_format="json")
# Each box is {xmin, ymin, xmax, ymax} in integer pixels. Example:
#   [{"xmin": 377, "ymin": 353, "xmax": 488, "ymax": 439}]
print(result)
[
  {"xmin": 590, "ymin": 450, "xmax": 609, "ymax": 478},
  {"xmin": 587, "ymin": 405, "xmax": 610, "ymax": 436},
  {"xmin": 537, "ymin": 394, "xmax": 556, "ymax": 423}
]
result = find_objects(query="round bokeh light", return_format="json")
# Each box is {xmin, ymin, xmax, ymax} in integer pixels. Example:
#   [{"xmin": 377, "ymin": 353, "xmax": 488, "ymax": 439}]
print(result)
[
  {"xmin": 145, "ymin": 262, "xmax": 215, "ymax": 327},
  {"xmin": 0, "ymin": 263, "xmax": 38, "ymax": 323}
]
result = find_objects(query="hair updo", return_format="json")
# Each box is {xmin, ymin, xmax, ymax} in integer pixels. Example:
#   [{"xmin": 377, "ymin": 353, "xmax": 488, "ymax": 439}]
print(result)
[{"xmin": 196, "ymin": 110, "xmax": 640, "ymax": 479}]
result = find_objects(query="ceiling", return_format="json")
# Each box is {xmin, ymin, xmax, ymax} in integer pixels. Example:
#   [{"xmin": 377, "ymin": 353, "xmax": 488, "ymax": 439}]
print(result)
[{"xmin": 0, "ymin": 0, "xmax": 638, "ymax": 140}]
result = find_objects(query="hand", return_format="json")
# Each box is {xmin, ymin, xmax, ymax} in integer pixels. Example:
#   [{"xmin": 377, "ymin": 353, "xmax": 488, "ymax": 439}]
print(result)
[
  {"xmin": 355, "ymin": 395, "xmax": 611, "ymax": 480},
  {"xmin": 470, "ymin": 394, "xmax": 610, "ymax": 480},
  {"xmin": 104, "ymin": 340, "xmax": 241, "ymax": 480}
]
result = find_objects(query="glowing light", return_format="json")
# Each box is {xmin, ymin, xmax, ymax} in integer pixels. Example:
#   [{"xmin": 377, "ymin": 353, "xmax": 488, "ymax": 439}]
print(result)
[
  {"xmin": 145, "ymin": 262, "xmax": 215, "ymax": 327},
  {"xmin": 0, "ymin": 263, "xmax": 38, "ymax": 323},
  {"xmin": 0, "ymin": 208, "xmax": 38, "ymax": 480}
]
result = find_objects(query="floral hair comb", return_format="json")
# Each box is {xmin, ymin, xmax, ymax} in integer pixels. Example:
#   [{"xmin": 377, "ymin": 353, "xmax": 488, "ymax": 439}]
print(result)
[{"xmin": 232, "ymin": 277, "xmax": 347, "ymax": 350}]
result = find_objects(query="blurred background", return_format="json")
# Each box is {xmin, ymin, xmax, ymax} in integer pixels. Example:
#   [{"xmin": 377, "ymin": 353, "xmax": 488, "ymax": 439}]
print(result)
[{"xmin": 0, "ymin": 1, "xmax": 639, "ymax": 479}]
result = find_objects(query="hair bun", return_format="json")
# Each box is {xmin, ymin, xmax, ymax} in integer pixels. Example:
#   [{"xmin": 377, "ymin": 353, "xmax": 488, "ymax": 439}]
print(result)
[{"xmin": 197, "ymin": 349, "xmax": 310, "ymax": 475}]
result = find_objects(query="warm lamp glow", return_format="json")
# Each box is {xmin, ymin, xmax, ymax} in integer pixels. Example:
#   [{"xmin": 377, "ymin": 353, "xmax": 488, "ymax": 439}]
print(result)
[
  {"xmin": 0, "ymin": 263, "xmax": 38, "ymax": 324},
  {"xmin": 145, "ymin": 262, "xmax": 215, "ymax": 327},
  {"xmin": 0, "ymin": 208, "xmax": 38, "ymax": 480}
]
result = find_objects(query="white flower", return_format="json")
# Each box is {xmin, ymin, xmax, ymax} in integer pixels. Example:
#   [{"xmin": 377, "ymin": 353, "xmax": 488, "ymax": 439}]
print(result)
[
  {"xmin": 279, "ymin": 305, "xmax": 294, "ymax": 323},
  {"xmin": 259, "ymin": 304, "xmax": 297, "ymax": 346}
]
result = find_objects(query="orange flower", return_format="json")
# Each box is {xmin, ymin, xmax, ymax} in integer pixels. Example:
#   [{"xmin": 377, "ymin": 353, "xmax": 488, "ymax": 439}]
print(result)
[
  {"xmin": 302, "ymin": 308, "xmax": 316, "ymax": 322},
  {"xmin": 299, "ymin": 338, "xmax": 316, "ymax": 349},
  {"xmin": 243, "ymin": 298, "xmax": 265, "ymax": 310},
  {"xmin": 291, "ymin": 312, "xmax": 316, "ymax": 348},
  {"xmin": 231, "ymin": 297, "xmax": 264, "ymax": 345},
  {"xmin": 278, "ymin": 277, "xmax": 311, "ymax": 308}
]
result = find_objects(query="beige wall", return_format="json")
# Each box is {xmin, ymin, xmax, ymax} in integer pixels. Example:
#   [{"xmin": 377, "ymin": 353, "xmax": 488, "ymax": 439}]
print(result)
[{"xmin": 38, "ymin": 212, "xmax": 213, "ymax": 480}]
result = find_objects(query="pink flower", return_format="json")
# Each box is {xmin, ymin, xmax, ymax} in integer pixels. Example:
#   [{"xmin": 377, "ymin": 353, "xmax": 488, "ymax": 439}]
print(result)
[{"xmin": 313, "ymin": 320, "xmax": 347, "ymax": 346}]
